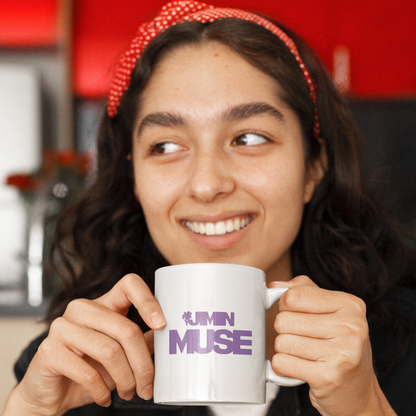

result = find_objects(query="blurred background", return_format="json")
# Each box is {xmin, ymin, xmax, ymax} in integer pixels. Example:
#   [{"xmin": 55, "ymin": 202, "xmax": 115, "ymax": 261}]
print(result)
[{"xmin": 0, "ymin": 0, "xmax": 415, "ymax": 408}]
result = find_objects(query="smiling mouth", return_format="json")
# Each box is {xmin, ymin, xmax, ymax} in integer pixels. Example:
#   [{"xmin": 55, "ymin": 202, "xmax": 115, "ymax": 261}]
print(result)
[{"xmin": 185, "ymin": 215, "xmax": 253, "ymax": 236}]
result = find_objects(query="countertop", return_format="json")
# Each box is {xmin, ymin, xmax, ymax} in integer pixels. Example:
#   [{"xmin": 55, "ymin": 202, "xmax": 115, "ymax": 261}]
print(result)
[
  {"xmin": 0, "ymin": 289, "xmax": 49, "ymax": 316},
  {"xmin": 0, "ymin": 302, "xmax": 48, "ymax": 316}
]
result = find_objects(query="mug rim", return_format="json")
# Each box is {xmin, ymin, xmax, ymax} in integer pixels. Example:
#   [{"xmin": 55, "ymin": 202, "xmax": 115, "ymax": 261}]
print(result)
[{"xmin": 156, "ymin": 263, "xmax": 265, "ymax": 275}]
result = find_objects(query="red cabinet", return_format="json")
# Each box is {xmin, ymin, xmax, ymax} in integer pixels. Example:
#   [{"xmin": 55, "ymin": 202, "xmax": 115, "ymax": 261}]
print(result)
[{"xmin": 1, "ymin": 0, "xmax": 415, "ymax": 98}]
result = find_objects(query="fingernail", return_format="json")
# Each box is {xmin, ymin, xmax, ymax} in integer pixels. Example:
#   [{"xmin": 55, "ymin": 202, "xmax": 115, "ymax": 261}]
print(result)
[
  {"xmin": 141, "ymin": 384, "xmax": 153, "ymax": 401},
  {"xmin": 150, "ymin": 312, "xmax": 166, "ymax": 329},
  {"xmin": 124, "ymin": 391, "xmax": 135, "ymax": 401},
  {"xmin": 103, "ymin": 399, "xmax": 112, "ymax": 407}
]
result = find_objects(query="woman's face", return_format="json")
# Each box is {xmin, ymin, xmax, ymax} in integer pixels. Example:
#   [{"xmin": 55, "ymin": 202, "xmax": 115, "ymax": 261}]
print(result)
[{"xmin": 132, "ymin": 41, "xmax": 324, "ymax": 282}]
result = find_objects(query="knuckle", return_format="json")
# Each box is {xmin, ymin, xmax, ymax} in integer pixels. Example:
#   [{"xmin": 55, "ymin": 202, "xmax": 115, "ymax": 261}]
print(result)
[
  {"xmin": 334, "ymin": 348, "xmax": 358, "ymax": 369},
  {"xmin": 339, "ymin": 315, "xmax": 369, "ymax": 342},
  {"xmin": 49, "ymin": 316, "xmax": 67, "ymax": 334},
  {"xmin": 274, "ymin": 334, "xmax": 289, "ymax": 354},
  {"xmin": 338, "ymin": 298, "xmax": 368, "ymax": 336},
  {"xmin": 348, "ymin": 294, "xmax": 367, "ymax": 314},
  {"xmin": 140, "ymin": 294, "xmax": 158, "ymax": 310},
  {"xmin": 137, "ymin": 364, "xmax": 155, "ymax": 386},
  {"xmin": 355, "ymin": 321, "xmax": 369, "ymax": 342},
  {"xmin": 116, "ymin": 374, "xmax": 137, "ymax": 397},
  {"xmin": 118, "ymin": 320, "xmax": 142, "ymax": 342},
  {"xmin": 331, "ymin": 332, "xmax": 368, "ymax": 370},
  {"xmin": 274, "ymin": 336, "xmax": 295, "ymax": 359},
  {"xmin": 295, "ymin": 275, "xmax": 312, "ymax": 285},
  {"xmin": 95, "ymin": 391, "xmax": 112, "ymax": 407},
  {"xmin": 82, "ymin": 367, "xmax": 104, "ymax": 388},
  {"xmin": 122, "ymin": 273, "xmax": 142, "ymax": 287},
  {"xmin": 274, "ymin": 335, "xmax": 282, "ymax": 352},
  {"xmin": 64, "ymin": 298, "xmax": 90, "ymax": 316},
  {"xmin": 271, "ymin": 353, "xmax": 293, "ymax": 377},
  {"xmin": 354, "ymin": 297, "xmax": 367, "ymax": 316},
  {"xmin": 329, "ymin": 341, "xmax": 364, "ymax": 377},
  {"xmin": 274, "ymin": 320, "xmax": 282, "ymax": 335},
  {"xmin": 123, "ymin": 378, "xmax": 137, "ymax": 392},
  {"xmin": 99, "ymin": 340, "xmax": 122, "ymax": 362},
  {"xmin": 274, "ymin": 311, "xmax": 288, "ymax": 334},
  {"xmin": 281, "ymin": 287, "xmax": 304, "ymax": 310},
  {"xmin": 37, "ymin": 336, "xmax": 56, "ymax": 360},
  {"xmin": 319, "ymin": 367, "xmax": 342, "ymax": 389},
  {"xmin": 271, "ymin": 354, "xmax": 283, "ymax": 371}
]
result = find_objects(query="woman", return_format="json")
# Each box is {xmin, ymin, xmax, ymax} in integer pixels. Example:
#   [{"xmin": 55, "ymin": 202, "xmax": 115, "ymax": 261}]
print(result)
[{"xmin": 3, "ymin": 2, "xmax": 416, "ymax": 415}]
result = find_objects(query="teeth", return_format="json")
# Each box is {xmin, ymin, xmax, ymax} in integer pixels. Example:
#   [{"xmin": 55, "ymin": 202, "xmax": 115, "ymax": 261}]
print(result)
[
  {"xmin": 205, "ymin": 223, "xmax": 215, "ymax": 235},
  {"xmin": 215, "ymin": 222, "xmax": 226, "ymax": 235},
  {"xmin": 226, "ymin": 220, "xmax": 234, "ymax": 233},
  {"xmin": 186, "ymin": 216, "xmax": 252, "ymax": 236}
]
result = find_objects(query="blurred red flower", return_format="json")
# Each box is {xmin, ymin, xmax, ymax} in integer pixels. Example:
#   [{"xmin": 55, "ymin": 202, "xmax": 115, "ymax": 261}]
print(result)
[
  {"xmin": 5, "ymin": 148, "xmax": 93, "ymax": 192},
  {"xmin": 6, "ymin": 174, "xmax": 40, "ymax": 192}
]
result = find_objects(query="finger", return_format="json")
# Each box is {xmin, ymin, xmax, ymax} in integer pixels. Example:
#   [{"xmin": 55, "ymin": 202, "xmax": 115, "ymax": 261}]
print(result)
[
  {"xmin": 64, "ymin": 299, "xmax": 155, "ymax": 399},
  {"xmin": 36, "ymin": 338, "xmax": 112, "ymax": 407},
  {"xmin": 272, "ymin": 348, "xmax": 371, "ymax": 393},
  {"xmin": 275, "ymin": 311, "xmax": 331, "ymax": 339},
  {"xmin": 271, "ymin": 351, "xmax": 341, "ymax": 390},
  {"xmin": 278, "ymin": 284, "xmax": 365, "ymax": 315},
  {"xmin": 271, "ymin": 351, "xmax": 317, "ymax": 383},
  {"xmin": 269, "ymin": 275, "xmax": 317, "ymax": 289},
  {"xmin": 97, "ymin": 273, "xmax": 166, "ymax": 330},
  {"xmin": 274, "ymin": 332, "xmax": 370, "ymax": 382},
  {"xmin": 50, "ymin": 317, "xmax": 136, "ymax": 401},
  {"xmin": 274, "ymin": 333, "xmax": 363, "ymax": 365},
  {"xmin": 275, "ymin": 334, "xmax": 329, "ymax": 362},
  {"xmin": 275, "ymin": 307, "xmax": 367, "ymax": 341}
]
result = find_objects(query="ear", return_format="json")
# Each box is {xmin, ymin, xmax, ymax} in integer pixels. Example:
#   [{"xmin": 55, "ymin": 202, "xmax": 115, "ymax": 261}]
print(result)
[{"xmin": 303, "ymin": 139, "xmax": 328, "ymax": 204}]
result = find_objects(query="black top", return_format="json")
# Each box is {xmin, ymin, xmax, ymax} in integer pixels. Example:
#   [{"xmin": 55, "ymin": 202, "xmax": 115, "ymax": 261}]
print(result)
[{"xmin": 14, "ymin": 286, "xmax": 416, "ymax": 415}]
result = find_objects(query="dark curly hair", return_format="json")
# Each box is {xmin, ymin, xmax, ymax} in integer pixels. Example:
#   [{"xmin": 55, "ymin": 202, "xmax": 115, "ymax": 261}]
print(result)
[{"xmin": 47, "ymin": 18, "xmax": 416, "ymax": 373}]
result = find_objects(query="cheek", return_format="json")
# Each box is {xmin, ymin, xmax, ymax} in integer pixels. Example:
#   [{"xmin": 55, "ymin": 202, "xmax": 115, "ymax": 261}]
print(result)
[
  {"xmin": 244, "ymin": 157, "xmax": 307, "ymax": 206},
  {"xmin": 134, "ymin": 167, "xmax": 181, "ymax": 220}
]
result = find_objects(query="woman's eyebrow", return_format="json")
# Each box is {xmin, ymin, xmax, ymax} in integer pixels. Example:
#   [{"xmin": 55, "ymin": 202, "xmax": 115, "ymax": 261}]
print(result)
[
  {"xmin": 137, "ymin": 112, "xmax": 185, "ymax": 136},
  {"xmin": 137, "ymin": 102, "xmax": 284, "ymax": 136},
  {"xmin": 223, "ymin": 102, "xmax": 284, "ymax": 122}
]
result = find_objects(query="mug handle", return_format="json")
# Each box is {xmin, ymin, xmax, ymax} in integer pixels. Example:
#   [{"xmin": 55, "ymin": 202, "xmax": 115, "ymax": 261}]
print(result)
[{"xmin": 265, "ymin": 287, "xmax": 305, "ymax": 387}]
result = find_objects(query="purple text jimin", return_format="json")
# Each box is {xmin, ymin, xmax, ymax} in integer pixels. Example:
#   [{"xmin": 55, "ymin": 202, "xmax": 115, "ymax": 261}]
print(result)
[{"xmin": 169, "ymin": 311, "xmax": 252, "ymax": 355}]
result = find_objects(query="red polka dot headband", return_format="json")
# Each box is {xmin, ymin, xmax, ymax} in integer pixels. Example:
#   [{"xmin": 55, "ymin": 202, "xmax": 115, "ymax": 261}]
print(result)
[{"xmin": 107, "ymin": 1, "xmax": 320, "ymax": 139}]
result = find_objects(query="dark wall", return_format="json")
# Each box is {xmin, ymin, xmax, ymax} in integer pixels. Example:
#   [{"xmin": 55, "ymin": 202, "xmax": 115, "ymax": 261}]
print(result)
[{"xmin": 350, "ymin": 99, "xmax": 416, "ymax": 230}]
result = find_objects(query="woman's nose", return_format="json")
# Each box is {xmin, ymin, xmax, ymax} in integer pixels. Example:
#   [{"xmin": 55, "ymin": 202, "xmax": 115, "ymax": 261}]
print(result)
[{"xmin": 185, "ymin": 151, "xmax": 235, "ymax": 202}]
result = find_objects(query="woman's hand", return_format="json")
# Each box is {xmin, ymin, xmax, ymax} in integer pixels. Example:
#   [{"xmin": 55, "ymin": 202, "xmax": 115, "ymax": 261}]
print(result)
[
  {"xmin": 3, "ymin": 273, "xmax": 165, "ymax": 416},
  {"xmin": 270, "ymin": 275, "xmax": 396, "ymax": 416}
]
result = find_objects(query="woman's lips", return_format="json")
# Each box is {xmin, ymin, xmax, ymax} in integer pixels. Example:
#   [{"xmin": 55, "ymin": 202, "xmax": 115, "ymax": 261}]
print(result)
[{"xmin": 185, "ymin": 215, "xmax": 253, "ymax": 236}]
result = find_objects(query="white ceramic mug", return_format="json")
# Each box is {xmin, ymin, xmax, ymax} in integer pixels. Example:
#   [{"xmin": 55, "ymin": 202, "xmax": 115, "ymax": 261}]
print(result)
[{"xmin": 153, "ymin": 263, "xmax": 304, "ymax": 405}]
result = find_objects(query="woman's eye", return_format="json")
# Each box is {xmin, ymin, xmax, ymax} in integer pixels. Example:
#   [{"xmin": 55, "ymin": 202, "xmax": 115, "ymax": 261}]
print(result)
[
  {"xmin": 233, "ymin": 133, "xmax": 268, "ymax": 146},
  {"xmin": 150, "ymin": 142, "xmax": 184, "ymax": 155}
]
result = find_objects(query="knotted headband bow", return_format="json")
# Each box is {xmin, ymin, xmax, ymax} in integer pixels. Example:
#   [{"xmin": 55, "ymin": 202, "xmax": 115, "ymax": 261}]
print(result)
[{"xmin": 107, "ymin": 1, "xmax": 320, "ymax": 139}]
